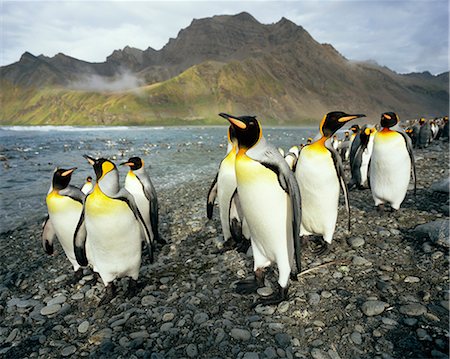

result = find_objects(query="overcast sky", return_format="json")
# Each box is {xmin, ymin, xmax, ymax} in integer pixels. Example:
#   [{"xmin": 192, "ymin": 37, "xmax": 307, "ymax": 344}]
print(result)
[{"xmin": 1, "ymin": 0, "xmax": 448, "ymax": 75}]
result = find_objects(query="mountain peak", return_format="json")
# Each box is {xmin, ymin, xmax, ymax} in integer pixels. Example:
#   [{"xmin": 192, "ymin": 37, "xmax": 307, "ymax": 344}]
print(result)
[{"xmin": 232, "ymin": 12, "xmax": 259, "ymax": 23}]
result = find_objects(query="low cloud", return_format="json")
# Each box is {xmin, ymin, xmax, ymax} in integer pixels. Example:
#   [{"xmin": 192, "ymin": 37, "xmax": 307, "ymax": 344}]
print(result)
[{"xmin": 69, "ymin": 71, "xmax": 143, "ymax": 92}]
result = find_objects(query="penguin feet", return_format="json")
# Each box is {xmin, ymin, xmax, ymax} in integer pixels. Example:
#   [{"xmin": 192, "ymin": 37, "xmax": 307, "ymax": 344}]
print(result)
[
  {"xmin": 214, "ymin": 238, "xmax": 237, "ymax": 254},
  {"xmin": 98, "ymin": 283, "xmax": 116, "ymax": 307},
  {"xmin": 236, "ymin": 238, "xmax": 251, "ymax": 254},
  {"xmin": 309, "ymin": 239, "xmax": 330, "ymax": 256},
  {"xmin": 235, "ymin": 268, "xmax": 265, "ymax": 295},
  {"xmin": 376, "ymin": 203, "xmax": 385, "ymax": 214},
  {"xmin": 235, "ymin": 279, "xmax": 261, "ymax": 295},
  {"xmin": 126, "ymin": 279, "xmax": 141, "ymax": 299},
  {"xmin": 251, "ymin": 284, "xmax": 288, "ymax": 308},
  {"xmin": 66, "ymin": 269, "xmax": 84, "ymax": 286}
]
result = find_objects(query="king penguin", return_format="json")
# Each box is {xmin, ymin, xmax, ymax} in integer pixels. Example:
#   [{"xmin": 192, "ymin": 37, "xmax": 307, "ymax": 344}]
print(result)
[
  {"xmin": 121, "ymin": 156, "xmax": 164, "ymax": 246},
  {"xmin": 349, "ymin": 126, "xmax": 376, "ymax": 190},
  {"xmin": 74, "ymin": 156, "xmax": 153, "ymax": 305},
  {"xmin": 219, "ymin": 113, "xmax": 302, "ymax": 306},
  {"xmin": 207, "ymin": 126, "xmax": 250, "ymax": 253},
  {"xmin": 295, "ymin": 112, "xmax": 365, "ymax": 254},
  {"xmin": 81, "ymin": 176, "xmax": 93, "ymax": 194},
  {"xmin": 369, "ymin": 112, "xmax": 416, "ymax": 211},
  {"xmin": 43, "ymin": 167, "xmax": 86, "ymax": 280}
]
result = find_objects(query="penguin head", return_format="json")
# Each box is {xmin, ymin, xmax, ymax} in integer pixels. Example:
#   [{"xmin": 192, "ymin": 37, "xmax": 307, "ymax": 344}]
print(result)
[
  {"xmin": 227, "ymin": 125, "xmax": 238, "ymax": 147},
  {"xmin": 121, "ymin": 157, "xmax": 144, "ymax": 171},
  {"xmin": 320, "ymin": 112, "xmax": 366, "ymax": 138},
  {"xmin": 381, "ymin": 112, "xmax": 399, "ymax": 128},
  {"xmin": 86, "ymin": 176, "xmax": 92, "ymax": 183},
  {"xmin": 419, "ymin": 117, "xmax": 427, "ymax": 125},
  {"xmin": 83, "ymin": 155, "xmax": 117, "ymax": 181},
  {"xmin": 219, "ymin": 113, "xmax": 261, "ymax": 150},
  {"xmin": 349, "ymin": 124, "xmax": 360, "ymax": 134},
  {"xmin": 306, "ymin": 137, "xmax": 313, "ymax": 144},
  {"xmin": 52, "ymin": 167, "xmax": 76, "ymax": 190}
]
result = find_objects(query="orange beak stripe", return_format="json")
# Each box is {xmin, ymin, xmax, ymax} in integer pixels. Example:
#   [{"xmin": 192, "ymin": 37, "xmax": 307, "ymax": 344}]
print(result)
[
  {"xmin": 228, "ymin": 117, "xmax": 247, "ymax": 129},
  {"xmin": 61, "ymin": 168, "xmax": 76, "ymax": 177}
]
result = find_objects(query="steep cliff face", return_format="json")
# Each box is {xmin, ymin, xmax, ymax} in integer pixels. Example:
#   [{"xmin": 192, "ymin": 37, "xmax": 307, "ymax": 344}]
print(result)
[{"xmin": 0, "ymin": 12, "xmax": 448, "ymax": 125}]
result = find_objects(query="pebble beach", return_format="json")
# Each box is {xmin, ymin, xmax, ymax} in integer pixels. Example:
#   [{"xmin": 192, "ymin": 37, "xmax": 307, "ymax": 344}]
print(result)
[{"xmin": 0, "ymin": 139, "xmax": 448, "ymax": 359}]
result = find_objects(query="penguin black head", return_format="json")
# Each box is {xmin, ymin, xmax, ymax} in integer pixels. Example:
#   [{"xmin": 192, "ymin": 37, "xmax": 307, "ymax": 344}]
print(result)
[
  {"xmin": 86, "ymin": 176, "xmax": 92, "ymax": 183},
  {"xmin": 121, "ymin": 157, "xmax": 144, "ymax": 171},
  {"xmin": 53, "ymin": 167, "xmax": 76, "ymax": 190},
  {"xmin": 349, "ymin": 124, "xmax": 360, "ymax": 134},
  {"xmin": 84, "ymin": 155, "xmax": 116, "ymax": 180},
  {"xmin": 419, "ymin": 117, "xmax": 426, "ymax": 125},
  {"xmin": 306, "ymin": 137, "xmax": 313, "ymax": 144},
  {"xmin": 219, "ymin": 113, "xmax": 261, "ymax": 149},
  {"xmin": 380, "ymin": 112, "xmax": 399, "ymax": 128},
  {"xmin": 320, "ymin": 112, "xmax": 366, "ymax": 138},
  {"xmin": 227, "ymin": 125, "xmax": 238, "ymax": 145}
]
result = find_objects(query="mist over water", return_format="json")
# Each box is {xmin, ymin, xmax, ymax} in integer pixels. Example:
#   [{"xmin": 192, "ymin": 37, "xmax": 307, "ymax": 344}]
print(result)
[{"xmin": 0, "ymin": 126, "xmax": 315, "ymax": 232}]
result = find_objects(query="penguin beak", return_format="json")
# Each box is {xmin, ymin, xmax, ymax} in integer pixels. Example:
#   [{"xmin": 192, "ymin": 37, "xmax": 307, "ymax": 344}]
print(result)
[
  {"xmin": 83, "ymin": 154, "xmax": 96, "ymax": 166},
  {"xmin": 338, "ymin": 114, "xmax": 366, "ymax": 123},
  {"xmin": 120, "ymin": 161, "xmax": 132, "ymax": 167},
  {"xmin": 61, "ymin": 167, "xmax": 77, "ymax": 177},
  {"xmin": 219, "ymin": 113, "xmax": 247, "ymax": 129}
]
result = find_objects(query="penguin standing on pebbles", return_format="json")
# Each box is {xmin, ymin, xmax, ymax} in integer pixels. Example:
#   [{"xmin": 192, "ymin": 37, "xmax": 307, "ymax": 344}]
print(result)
[
  {"xmin": 43, "ymin": 167, "xmax": 86, "ymax": 281},
  {"xmin": 369, "ymin": 112, "xmax": 416, "ymax": 212},
  {"xmin": 74, "ymin": 156, "xmax": 153, "ymax": 305},
  {"xmin": 121, "ymin": 157, "xmax": 163, "ymax": 246},
  {"xmin": 81, "ymin": 176, "xmax": 93, "ymax": 194},
  {"xmin": 220, "ymin": 113, "xmax": 302, "ymax": 306},
  {"xmin": 295, "ymin": 112, "xmax": 365, "ymax": 254},
  {"xmin": 207, "ymin": 126, "xmax": 250, "ymax": 253}
]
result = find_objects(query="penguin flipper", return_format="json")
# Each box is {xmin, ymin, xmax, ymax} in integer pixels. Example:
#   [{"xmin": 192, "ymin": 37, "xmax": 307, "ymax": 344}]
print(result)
[
  {"xmin": 113, "ymin": 188, "xmax": 154, "ymax": 262},
  {"xmin": 74, "ymin": 211, "xmax": 88, "ymax": 266},
  {"xmin": 42, "ymin": 215, "xmax": 56, "ymax": 255},
  {"xmin": 326, "ymin": 142, "xmax": 351, "ymax": 232},
  {"xmin": 228, "ymin": 189, "xmax": 246, "ymax": 245},
  {"xmin": 255, "ymin": 146, "xmax": 302, "ymax": 273},
  {"xmin": 396, "ymin": 129, "xmax": 417, "ymax": 195},
  {"xmin": 207, "ymin": 173, "xmax": 218, "ymax": 219},
  {"xmin": 137, "ymin": 174, "xmax": 160, "ymax": 242}
]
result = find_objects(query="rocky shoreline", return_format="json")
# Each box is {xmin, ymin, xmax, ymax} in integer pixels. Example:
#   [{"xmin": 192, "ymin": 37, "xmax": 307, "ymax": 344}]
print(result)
[{"xmin": 0, "ymin": 140, "xmax": 448, "ymax": 359}]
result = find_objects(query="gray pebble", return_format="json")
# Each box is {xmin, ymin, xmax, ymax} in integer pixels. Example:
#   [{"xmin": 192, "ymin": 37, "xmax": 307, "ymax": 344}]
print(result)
[
  {"xmin": 404, "ymin": 276, "xmax": 420, "ymax": 283},
  {"xmin": 61, "ymin": 345, "xmax": 77, "ymax": 357},
  {"xmin": 403, "ymin": 318, "xmax": 418, "ymax": 326},
  {"xmin": 162, "ymin": 312, "xmax": 174, "ymax": 322},
  {"xmin": 257, "ymin": 287, "xmax": 273, "ymax": 296},
  {"xmin": 186, "ymin": 343, "xmax": 198, "ymax": 358},
  {"xmin": 193, "ymin": 312, "xmax": 209, "ymax": 324},
  {"xmin": 275, "ymin": 333, "xmax": 291, "ymax": 348},
  {"xmin": 47, "ymin": 295, "xmax": 66, "ymax": 306},
  {"xmin": 321, "ymin": 291, "xmax": 332, "ymax": 299},
  {"xmin": 277, "ymin": 301, "xmax": 290, "ymax": 313},
  {"xmin": 230, "ymin": 328, "xmax": 251, "ymax": 341},
  {"xmin": 160, "ymin": 322, "xmax": 173, "ymax": 332},
  {"xmin": 416, "ymin": 328, "xmax": 432, "ymax": 341},
  {"xmin": 347, "ymin": 237, "xmax": 365, "ymax": 248},
  {"xmin": 350, "ymin": 332, "xmax": 362, "ymax": 345},
  {"xmin": 399, "ymin": 303, "xmax": 427, "ymax": 316},
  {"xmin": 78, "ymin": 320, "xmax": 89, "ymax": 334},
  {"xmin": 308, "ymin": 292, "xmax": 321, "ymax": 306},
  {"xmin": 361, "ymin": 300, "xmax": 388, "ymax": 316},
  {"xmin": 352, "ymin": 256, "xmax": 372, "ymax": 266},
  {"xmin": 254, "ymin": 305, "xmax": 275, "ymax": 315},
  {"xmin": 311, "ymin": 348, "xmax": 330, "ymax": 359},
  {"xmin": 40, "ymin": 304, "xmax": 61, "ymax": 316},
  {"xmin": 141, "ymin": 295, "xmax": 156, "ymax": 306},
  {"xmin": 381, "ymin": 317, "xmax": 398, "ymax": 326},
  {"xmin": 71, "ymin": 292, "xmax": 84, "ymax": 300},
  {"xmin": 243, "ymin": 352, "xmax": 259, "ymax": 359}
]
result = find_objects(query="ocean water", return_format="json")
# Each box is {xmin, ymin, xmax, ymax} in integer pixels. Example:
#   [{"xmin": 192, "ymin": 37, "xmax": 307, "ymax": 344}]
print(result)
[{"xmin": 0, "ymin": 126, "xmax": 316, "ymax": 232}]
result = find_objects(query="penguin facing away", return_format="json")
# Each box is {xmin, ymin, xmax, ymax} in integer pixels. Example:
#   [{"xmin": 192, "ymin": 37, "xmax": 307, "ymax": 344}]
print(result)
[
  {"xmin": 207, "ymin": 126, "xmax": 251, "ymax": 253},
  {"xmin": 369, "ymin": 112, "xmax": 416, "ymax": 211},
  {"xmin": 121, "ymin": 157, "xmax": 163, "ymax": 246},
  {"xmin": 349, "ymin": 126, "xmax": 376, "ymax": 190},
  {"xmin": 43, "ymin": 167, "xmax": 86, "ymax": 280},
  {"xmin": 74, "ymin": 156, "xmax": 153, "ymax": 305},
  {"xmin": 219, "ymin": 112, "xmax": 302, "ymax": 306},
  {"xmin": 295, "ymin": 112, "xmax": 365, "ymax": 254}
]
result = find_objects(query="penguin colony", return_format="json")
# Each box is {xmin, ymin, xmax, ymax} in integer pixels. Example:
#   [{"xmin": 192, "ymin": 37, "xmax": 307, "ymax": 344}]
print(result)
[{"xmin": 43, "ymin": 112, "xmax": 447, "ymax": 307}]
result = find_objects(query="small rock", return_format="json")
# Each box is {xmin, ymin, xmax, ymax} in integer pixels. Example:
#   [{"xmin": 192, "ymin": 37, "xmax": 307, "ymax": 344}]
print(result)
[
  {"xmin": 404, "ymin": 318, "xmax": 418, "ymax": 326},
  {"xmin": 243, "ymin": 352, "xmax": 259, "ymax": 359},
  {"xmin": 399, "ymin": 303, "xmax": 427, "ymax": 316},
  {"xmin": 257, "ymin": 287, "xmax": 273, "ymax": 297},
  {"xmin": 141, "ymin": 295, "xmax": 156, "ymax": 307},
  {"xmin": 277, "ymin": 301, "xmax": 290, "ymax": 313},
  {"xmin": 321, "ymin": 291, "xmax": 332, "ymax": 299},
  {"xmin": 347, "ymin": 237, "xmax": 365, "ymax": 248},
  {"xmin": 71, "ymin": 292, "xmax": 84, "ymax": 300},
  {"xmin": 350, "ymin": 332, "xmax": 362, "ymax": 345},
  {"xmin": 313, "ymin": 320, "xmax": 325, "ymax": 327},
  {"xmin": 308, "ymin": 292, "xmax": 321, "ymax": 306},
  {"xmin": 416, "ymin": 328, "xmax": 432, "ymax": 341},
  {"xmin": 61, "ymin": 345, "xmax": 76, "ymax": 357},
  {"xmin": 40, "ymin": 304, "xmax": 61, "ymax": 316},
  {"xmin": 430, "ymin": 177, "xmax": 449, "ymax": 194},
  {"xmin": 186, "ymin": 343, "xmax": 198, "ymax": 358},
  {"xmin": 381, "ymin": 317, "xmax": 398, "ymax": 326},
  {"xmin": 47, "ymin": 295, "xmax": 66, "ymax": 306},
  {"xmin": 160, "ymin": 322, "xmax": 173, "ymax": 332},
  {"xmin": 440, "ymin": 300, "xmax": 449, "ymax": 311},
  {"xmin": 311, "ymin": 348, "xmax": 330, "ymax": 359},
  {"xmin": 255, "ymin": 305, "xmax": 276, "ymax": 315},
  {"xmin": 5, "ymin": 328, "xmax": 19, "ymax": 343},
  {"xmin": 404, "ymin": 276, "xmax": 420, "ymax": 283},
  {"xmin": 264, "ymin": 347, "xmax": 277, "ymax": 359},
  {"xmin": 193, "ymin": 312, "xmax": 209, "ymax": 325},
  {"xmin": 230, "ymin": 328, "xmax": 251, "ymax": 341},
  {"xmin": 162, "ymin": 313, "xmax": 174, "ymax": 322},
  {"xmin": 361, "ymin": 300, "xmax": 388, "ymax": 316},
  {"xmin": 275, "ymin": 333, "xmax": 291, "ymax": 348},
  {"xmin": 352, "ymin": 256, "xmax": 372, "ymax": 266},
  {"xmin": 78, "ymin": 321, "xmax": 89, "ymax": 334}
]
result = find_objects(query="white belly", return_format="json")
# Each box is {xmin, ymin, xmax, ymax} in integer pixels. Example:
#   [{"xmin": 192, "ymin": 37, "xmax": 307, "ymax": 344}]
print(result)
[
  {"xmin": 296, "ymin": 149, "xmax": 340, "ymax": 243},
  {"xmin": 47, "ymin": 195, "xmax": 83, "ymax": 271},
  {"xmin": 235, "ymin": 155, "xmax": 293, "ymax": 266},
  {"xmin": 85, "ymin": 195, "xmax": 142, "ymax": 285},
  {"xmin": 370, "ymin": 132, "xmax": 411, "ymax": 209},
  {"xmin": 217, "ymin": 157, "xmax": 237, "ymax": 240}
]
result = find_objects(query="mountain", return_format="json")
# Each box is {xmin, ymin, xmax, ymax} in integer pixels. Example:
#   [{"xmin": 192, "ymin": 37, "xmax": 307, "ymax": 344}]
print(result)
[{"xmin": 1, "ymin": 12, "xmax": 448, "ymax": 125}]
